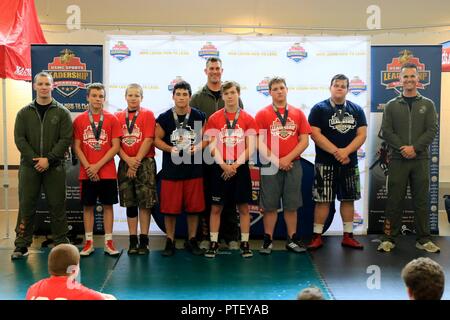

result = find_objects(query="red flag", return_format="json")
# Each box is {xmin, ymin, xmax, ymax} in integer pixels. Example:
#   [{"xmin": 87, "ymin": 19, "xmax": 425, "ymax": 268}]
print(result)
[{"xmin": 0, "ymin": 0, "xmax": 47, "ymax": 81}]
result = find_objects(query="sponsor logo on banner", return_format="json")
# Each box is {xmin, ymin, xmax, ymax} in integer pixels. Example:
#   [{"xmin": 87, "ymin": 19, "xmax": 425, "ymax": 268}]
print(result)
[
  {"xmin": 353, "ymin": 212, "xmax": 364, "ymax": 228},
  {"xmin": 357, "ymin": 147, "xmax": 366, "ymax": 160},
  {"xmin": 110, "ymin": 41, "xmax": 131, "ymax": 61},
  {"xmin": 381, "ymin": 50, "xmax": 430, "ymax": 93},
  {"xmin": 442, "ymin": 42, "xmax": 450, "ymax": 72},
  {"xmin": 286, "ymin": 43, "xmax": 308, "ymax": 63},
  {"xmin": 168, "ymin": 76, "xmax": 184, "ymax": 92},
  {"xmin": 249, "ymin": 167, "xmax": 263, "ymax": 220},
  {"xmin": 256, "ymin": 77, "xmax": 270, "ymax": 96},
  {"xmin": 348, "ymin": 76, "xmax": 367, "ymax": 96},
  {"xmin": 198, "ymin": 42, "xmax": 219, "ymax": 60},
  {"xmin": 45, "ymin": 49, "xmax": 92, "ymax": 98}
]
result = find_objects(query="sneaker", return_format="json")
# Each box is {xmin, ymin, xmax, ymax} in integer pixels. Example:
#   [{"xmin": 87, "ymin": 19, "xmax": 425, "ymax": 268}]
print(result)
[
  {"xmin": 104, "ymin": 240, "xmax": 120, "ymax": 256},
  {"xmin": 416, "ymin": 241, "xmax": 440, "ymax": 253},
  {"xmin": 199, "ymin": 240, "xmax": 210, "ymax": 250},
  {"xmin": 127, "ymin": 235, "xmax": 138, "ymax": 255},
  {"xmin": 341, "ymin": 233, "xmax": 364, "ymax": 249},
  {"xmin": 204, "ymin": 241, "xmax": 219, "ymax": 258},
  {"xmin": 184, "ymin": 238, "xmax": 204, "ymax": 256},
  {"xmin": 138, "ymin": 234, "xmax": 149, "ymax": 255},
  {"xmin": 307, "ymin": 233, "xmax": 323, "ymax": 250},
  {"xmin": 11, "ymin": 247, "xmax": 28, "ymax": 260},
  {"xmin": 240, "ymin": 241, "xmax": 253, "ymax": 258},
  {"xmin": 377, "ymin": 240, "xmax": 395, "ymax": 252},
  {"xmin": 228, "ymin": 240, "xmax": 240, "ymax": 250},
  {"xmin": 161, "ymin": 238, "xmax": 175, "ymax": 257},
  {"xmin": 80, "ymin": 240, "xmax": 95, "ymax": 256},
  {"xmin": 259, "ymin": 233, "xmax": 273, "ymax": 255},
  {"xmin": 286, "ymin": 234, "xmax": 307, "ymax": 253}
]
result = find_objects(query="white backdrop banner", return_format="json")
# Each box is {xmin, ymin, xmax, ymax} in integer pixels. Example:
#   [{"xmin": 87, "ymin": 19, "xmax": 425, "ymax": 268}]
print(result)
[{"xmin": 105, "ymin": 35, "xmax": 370, "ymax": 235}]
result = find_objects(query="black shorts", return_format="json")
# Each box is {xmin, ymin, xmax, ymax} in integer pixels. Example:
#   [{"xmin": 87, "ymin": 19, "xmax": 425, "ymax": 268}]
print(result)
[
  {"xmin": 81, "ymin": 179, "xmax": 119, "ymax": 206},
  {"xmin": 210, "ymin": 163, "xmax": 252, "ymax": 206},
  {"xmin": 312, "ymin": 164, "xmax": 361, "ymax": 202}
]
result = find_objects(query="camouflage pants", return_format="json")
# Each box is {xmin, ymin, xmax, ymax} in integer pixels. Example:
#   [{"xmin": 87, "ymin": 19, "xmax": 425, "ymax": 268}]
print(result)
[{"xmin": 118, "ymin": 158, "xmax": 158, "ymax": 208}]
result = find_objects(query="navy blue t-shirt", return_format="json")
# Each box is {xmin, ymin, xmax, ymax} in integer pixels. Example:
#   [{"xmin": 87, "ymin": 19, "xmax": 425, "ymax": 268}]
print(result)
[
  {"xmin": 156, "ymin": 107, "xmax": 206, "ymax": 180},
  {"xmin": 308, "ymin": 99, "xmax": 367, "ymax": 165}
]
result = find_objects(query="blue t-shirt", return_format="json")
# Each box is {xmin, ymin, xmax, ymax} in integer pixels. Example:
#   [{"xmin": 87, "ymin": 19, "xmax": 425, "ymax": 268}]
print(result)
[
  {"xmin": 156, "ymin": 107, "xmax": 206, "ymax": 180},
  {"xmin": 308, "ymin": 99, "xmax": 367, "ymax": 165}
]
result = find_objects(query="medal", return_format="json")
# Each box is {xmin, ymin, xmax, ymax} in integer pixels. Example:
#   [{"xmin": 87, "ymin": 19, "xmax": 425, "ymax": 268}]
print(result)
[
  {"xmin": 94, "ymin": 142, "xmax": 101, "ymax": 151},
  {"xmin": 172, "ymin": 108, "xmax": 192, "ymax": 151},
  {"xmin": 126, "ymin": 109, "xmax": 139, "ymax": 134},
  {"xmin": 273, "ymin": 104, "xmax": 289, "ymax": 136},
  {"xmin": 88, "ymin": 110, "xmax": 104, "ymax": 151},
  {"xmin": 224, "ymin": 107, "xmax": 241, "ymax": 136}
]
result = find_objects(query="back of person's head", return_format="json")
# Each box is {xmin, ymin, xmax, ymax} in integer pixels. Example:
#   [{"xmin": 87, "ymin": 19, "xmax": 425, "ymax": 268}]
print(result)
[
  {"xmin": 297, "ymin": 286, "xmax": 324, "ymax": 300},
  {"xmin": 48, "ymin": 244, "xmax": 80, "ymax": 276},
  {"xmin": 401, "ymin": 257, "xmax": 445, "ymax": 300}
]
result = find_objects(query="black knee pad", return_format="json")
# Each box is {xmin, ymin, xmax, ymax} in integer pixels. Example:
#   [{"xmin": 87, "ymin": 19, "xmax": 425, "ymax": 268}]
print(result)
[{"xmin": 126, "ymin": 206, "xmax": 138, "ymax": 218}]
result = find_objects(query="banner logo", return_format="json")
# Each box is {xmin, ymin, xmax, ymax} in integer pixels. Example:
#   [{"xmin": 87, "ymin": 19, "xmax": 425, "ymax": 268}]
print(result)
[
  {"xmin": 349, "ymin": 76, "xmax": 367, "ymax": 96},
  {"xmin": 256, "ymin": 77, "xmax": 270, "ymax": 96},
  {"xmin": 168, "ymin": 76, "xmax": 184, "ymax": 92},
  {"xmin": 198, "ymin": 42, "xmax": 219, "ymax": 60},
  {"xmin": 109, "ymin": 41, "xmax": 131, "ymax": 61},
  {"xmin": 110, "ymin": 41, "xmax": 131, "ymax": 61},
  {"xmin": 381, "ymin": 50, "xmax": 430, "ymax": 93},
  {"xmin": 442, "ymin": 41, "xmax": 450, "ymax": 72},
  {"xmin": 46, "ymin": 49, "xmax": 92, "ymax": 98},
  {"xmin": 286, "ymin": 43, "xmax": 308, "ymax": 63},
  {"xmin": 353, "ymin": 212, "xmax": 364, "ymax": 228}
]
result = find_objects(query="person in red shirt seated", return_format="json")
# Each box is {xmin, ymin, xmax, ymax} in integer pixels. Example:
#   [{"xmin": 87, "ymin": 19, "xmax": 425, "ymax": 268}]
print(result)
[{"xmin": 26, "ymin": 244, "xmax": 116, "ymax": 300}]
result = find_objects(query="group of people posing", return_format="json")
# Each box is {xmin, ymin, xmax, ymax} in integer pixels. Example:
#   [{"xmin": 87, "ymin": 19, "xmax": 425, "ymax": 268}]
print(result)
[{"xmin": 11, "ymin": 58, "xmax": 440, "ymax": 261}]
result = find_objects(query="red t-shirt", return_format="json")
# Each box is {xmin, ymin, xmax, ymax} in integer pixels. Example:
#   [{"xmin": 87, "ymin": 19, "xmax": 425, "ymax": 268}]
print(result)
[
  {"xmin": 73, "ymin": 110, "xmax": 122, "ymax": 180},
  {"xmin": 115, "ymin": 108, "xmax": 156, "ymax": 158},
  {"xmin": 255, "ymin": 104, "xmax": 311, "ymax": 159},
  {"xmin": 26, "ymin": 276, "xmax": 105, "ymax": 300},
  {"xmin": 205, "ymin": 108, "xmax": 258, "ymax": 161}
]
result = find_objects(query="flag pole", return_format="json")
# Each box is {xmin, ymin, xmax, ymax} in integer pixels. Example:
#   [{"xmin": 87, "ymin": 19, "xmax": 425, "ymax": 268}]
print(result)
[{"xmin": 2, "ymin": 78, "xmax": 10, "ymax": 239}]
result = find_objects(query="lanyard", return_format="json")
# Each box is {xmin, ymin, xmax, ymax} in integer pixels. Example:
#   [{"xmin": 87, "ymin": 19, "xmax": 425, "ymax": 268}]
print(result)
[
  {"xmin": 125, "ymin": 109, "xmax": 139, "ymax": 134},
  {"xmin": 272, "ymin": 104, "xmax": 289, "ymax": 127},
  {"xmin": 172, "ymin": 107, "xmax": 190, "ymax": 130},
  {"xmin": 88, "ymin": 110, "xmax": 104, "ymax": 141},
  {"xmin": 224, "ymin": 108, "xmax": 241, "ymax": 135},
  {"xmin": 330, "ymin": 99, "xmax": 347, "ymax": 122}
]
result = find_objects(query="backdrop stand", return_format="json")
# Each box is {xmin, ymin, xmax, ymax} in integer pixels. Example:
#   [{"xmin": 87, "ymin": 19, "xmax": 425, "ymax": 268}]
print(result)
[{"xmin": 2, "ymin": 78, "xmax": 10, "ymax": 239}]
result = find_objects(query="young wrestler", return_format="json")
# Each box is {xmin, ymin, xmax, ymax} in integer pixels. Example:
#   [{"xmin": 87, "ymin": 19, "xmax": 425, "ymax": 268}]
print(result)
[
  {"xmin": 116, "ymin": 83, "xmax": 157, "ymax": 255},
  {"xmin": 73, "ymin": 83, "xmax": 122, "ymax": 256},
  {"xmin": 203, "ymin": 81, "xmax": 258, "ymax": 258},
  {"xmin": 155, "ymin": 81, "xmax": 206, "ymax": 257}
]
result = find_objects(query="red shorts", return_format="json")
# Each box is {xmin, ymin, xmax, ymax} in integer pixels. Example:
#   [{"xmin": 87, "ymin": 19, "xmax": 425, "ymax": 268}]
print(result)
[{"xmin": 160, "ymin": 178, "xmax": 205, "ymax": 215}]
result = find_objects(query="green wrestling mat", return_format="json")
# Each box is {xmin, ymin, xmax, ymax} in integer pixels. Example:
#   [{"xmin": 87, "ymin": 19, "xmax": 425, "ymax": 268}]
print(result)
[{"xmin": 102, "ymin": 250, "xmax": 331, "ymax": 300}]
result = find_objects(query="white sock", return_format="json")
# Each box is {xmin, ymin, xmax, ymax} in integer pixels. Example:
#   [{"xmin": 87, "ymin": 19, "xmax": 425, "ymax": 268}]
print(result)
[
  {"xmin": 105, "ymin": 233, "xmax": 113, "ymax": 242},
  {"xmin": 241, "ymin": 233, "xmax": 249, "ymax": 242},
  {"xmin": 85, "ymin": 232, "xmax": 93, "ymax": 241},
  {"xmin": 313, "ymin": 224, "xmax": 324, "ymax": 234},
  {"xmin": 210, "ymin": 232, "xmax": 218, "ymax": 242},
  {"xmin": 343, "ymin": 222, "xmax": 353, "ymax": 234}
]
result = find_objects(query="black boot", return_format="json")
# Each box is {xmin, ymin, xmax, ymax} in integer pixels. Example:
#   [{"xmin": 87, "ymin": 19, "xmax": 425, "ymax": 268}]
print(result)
[
  {"xmin": 128, "ymin": 235, "xmax": 138, "ymax": 255},
  {"xmin": 138, "ymin": 234, "xmax": 149, "ymax": 255}
]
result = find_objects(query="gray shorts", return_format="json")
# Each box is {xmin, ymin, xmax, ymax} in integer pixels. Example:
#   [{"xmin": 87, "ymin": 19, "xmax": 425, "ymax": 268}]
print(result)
[{"xmin": 259, "ymin": 159, "xmax": 303, "ymax": 211}]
